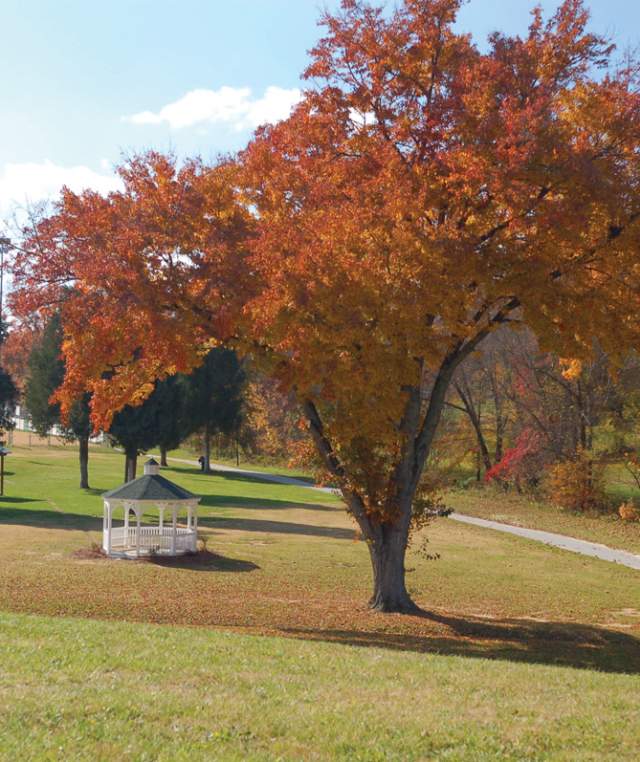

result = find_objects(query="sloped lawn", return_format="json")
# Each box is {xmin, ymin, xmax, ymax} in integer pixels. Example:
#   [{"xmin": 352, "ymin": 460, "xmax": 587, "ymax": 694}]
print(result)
[{"xmin": 0, "ymin": 444, "xmax": 639, "ymax": 758}]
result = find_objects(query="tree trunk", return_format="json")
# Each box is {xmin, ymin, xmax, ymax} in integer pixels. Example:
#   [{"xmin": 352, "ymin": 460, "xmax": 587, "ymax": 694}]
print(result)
[
  {"xmin": 304, "ymin": 373, "xmax": 449, "ymax": 615},
  {"xmin": 203, "ymin": 426, "xmax": 211, "ymax": 473},
  {"xmin": 78, "ymin": 434, "xmax": 90, "ymax": 489},
  {"xmin": 495, "ymin": 420, "xmax": 504, "ymax": 464},
  {"xmin": 576, "ymin": 382, "xmax": 588, "ymax": 451},
  {"xmin": 455, "ymin": 381, "xmax": 492, "ymax": 473},
  {"xmin": 125, "ymin": 449, "xmax": 137, "ymax": 482},
  {"xmin": 367, "ymin": 520, "xmax": 416, "ymax": 612},
  {"xmin": 302, "ymin": 329, "xmax": 504, "ymax": 614},
  {"xmin": 159, "ymin": 445, "xmax": 168, "ymax": 467},
  {"xmin": 489, "ymin": 369, "xmax": 505, "ymax": 464}
]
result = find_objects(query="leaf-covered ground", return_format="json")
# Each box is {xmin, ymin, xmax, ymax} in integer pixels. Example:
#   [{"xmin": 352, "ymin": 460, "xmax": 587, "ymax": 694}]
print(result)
[{"xmin": 1, "ymin": 444, "xmax": 638, "ymax": 671}]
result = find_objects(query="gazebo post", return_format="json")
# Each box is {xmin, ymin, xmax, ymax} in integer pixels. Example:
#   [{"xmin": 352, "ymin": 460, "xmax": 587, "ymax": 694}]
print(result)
[
  {"xmin": 187, "ymin": 505, "xmax": 192, "ymax": 531},
  {"xmin": 124, "ymin": 504, "xmax": 130, "ymax": 547},
  {"xmin": 171, "ymin": 505, "xmax": 177, "ymax": 555},
  {"xmin": 105, "ymin": 502, "xmax": 112, "ymax": 556},
  {"xmin": 135, "ymin": 508, "xmax": 141, "ymax": 558},
  {"xmin": 191, "ymin": 501, "xmax": 198, "ymax": 551}
]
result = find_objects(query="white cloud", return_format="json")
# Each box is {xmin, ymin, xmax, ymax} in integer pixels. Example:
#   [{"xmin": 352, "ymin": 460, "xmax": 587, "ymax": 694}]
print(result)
[
  {"xmin": 0, "ymin": 160, "xmax": 122, "ymax": 216},
  {"xmin": 125, "ymin": 85, "xmax": 302, "ymax": 131}
]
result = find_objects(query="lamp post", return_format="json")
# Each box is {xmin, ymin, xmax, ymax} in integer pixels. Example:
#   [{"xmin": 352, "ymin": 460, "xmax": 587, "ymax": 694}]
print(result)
[
  {"xmin": 0, "ymin": 236, "xmax": 11, "ymax": 322},
  {"xmin": 0, "ymin": 440, "xmax": 10, "ymax": 496},
  {"xmin": 0, "ymin": 238, "xmax": 12, "ymax": 446}
]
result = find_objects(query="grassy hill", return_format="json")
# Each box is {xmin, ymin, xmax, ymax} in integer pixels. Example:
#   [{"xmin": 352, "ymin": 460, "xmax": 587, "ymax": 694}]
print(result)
[
  {"xmin": 1, "ymin": 612, "xmax": 639, "ymax": 761},
  {"xmin": 0, "ymin": 443, "xmax": 639, "ymax": 759}
]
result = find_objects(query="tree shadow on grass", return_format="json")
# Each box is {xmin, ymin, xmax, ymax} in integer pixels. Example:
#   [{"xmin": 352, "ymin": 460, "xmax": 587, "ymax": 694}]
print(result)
[
  {"xmin": 84, "ymin": 487, "xmax": 111, "ymax": 497},
  {"xmin": 148, "ymin": 550, "xmax": 259, "ymax": 573},
  {"xmin": 0, "ymin": 507, "xmax": 102, "ymax": 531},
  {"xmin": 283, "ymin": 610, "xmax": 640, "ymax": 674},
  {"xmin": 167, "ymin": 464, "xmax": 336, "ymax": 495},
  {"xmin": 0, "ymin": 505, "xmax": 353, "ymax": 540},
  {"xmin": 167, "ymin": 465, "xmax": 290, "ymax": 486},
  {"xmin": 199, "ymin": 515, "xmax": 358, "ymax": 540},
  {"xmin": 165, "ymin": 462, "xmax": 314, "ymax": 484},
  {"xmin": 198, "ymin": 494, "xmax": 339, "ymax": 512}
]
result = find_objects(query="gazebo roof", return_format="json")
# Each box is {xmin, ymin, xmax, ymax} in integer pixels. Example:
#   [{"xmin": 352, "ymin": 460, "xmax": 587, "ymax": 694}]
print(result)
[{"xmin": 103, "ymin": 469, "xmax": 197, "ymax": 502}]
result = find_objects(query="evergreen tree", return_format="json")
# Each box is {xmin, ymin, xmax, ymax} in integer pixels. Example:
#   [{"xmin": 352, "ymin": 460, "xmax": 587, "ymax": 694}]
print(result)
[
  {"xmin": 107, "ymin": 374, "xmax": 188, "ymax": 479},
  {"xmin": 108, "ymin": 393, "xmax": 164, "ymax": 482},
  {"xmin": 0, "ymin": 369, "xmax": 17, "ymax": 433},
  {"xmin": 25, "ymin": 314, "xmax": 92, "ymax": 488},
  {"xmin": 179, "ymin": 347, "xmax": 245, "ymax": 472},
  {"xmin": 0, "ymin": 320, "xmax": 18, "ymax": 434},
  {"xmin": 153, "ymin": 374, "xmax": 184, "ymax": 466}
]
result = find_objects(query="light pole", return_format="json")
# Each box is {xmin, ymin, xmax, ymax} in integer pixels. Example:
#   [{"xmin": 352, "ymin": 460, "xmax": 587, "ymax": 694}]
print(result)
[
  {"xmin": 0, "ymin": 236, "xmax": 11, "ymax": 322},
  {"xmin": 0, "ymin": 238, "xmax": 11, "ymax": 448},
  {"xmin": 0, "ymin": 236, "xmax": 11, "ymax": 364}
]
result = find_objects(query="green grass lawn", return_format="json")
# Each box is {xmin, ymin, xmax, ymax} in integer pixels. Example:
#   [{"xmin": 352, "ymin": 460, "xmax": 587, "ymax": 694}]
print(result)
[
  {"xmin": 151, "ymin": 445, "xmax": 316, "ymax": 482},
  {"xmin": 1, "ymin": 443, "xmax": 639, "ymax": 759},
  {"xmin": 604, "ymin": 461, "xmax": 640, "ymax": 503},
  {"xmin": 0, "ymin": 443, "xmax": 339, "ymax": 520},
  {"xmin": 1, "ymin": 611, "xmax": 639, "ymax": 762}
]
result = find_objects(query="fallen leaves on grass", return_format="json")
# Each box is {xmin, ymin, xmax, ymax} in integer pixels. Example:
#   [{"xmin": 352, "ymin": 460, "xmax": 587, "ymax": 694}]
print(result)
[{"xmin": 71, "ymin": 543, "xmax": 107, "ymax": 560}]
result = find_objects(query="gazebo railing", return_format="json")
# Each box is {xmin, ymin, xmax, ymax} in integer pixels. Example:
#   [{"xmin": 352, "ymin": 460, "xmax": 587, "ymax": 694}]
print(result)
[{"xmin": 107, "ymin": 526, "xmax": 197, "ymax": 554}]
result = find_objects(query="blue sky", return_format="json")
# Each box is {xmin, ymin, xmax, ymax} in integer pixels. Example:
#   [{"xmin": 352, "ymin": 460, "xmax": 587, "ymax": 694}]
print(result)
[{"xmin": 1, "ymin": 0, "xmax": 638, "ymax": 214}]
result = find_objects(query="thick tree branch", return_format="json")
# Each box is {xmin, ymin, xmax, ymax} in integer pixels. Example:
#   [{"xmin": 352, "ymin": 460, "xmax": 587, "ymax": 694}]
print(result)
[
  {"xmin": 410, "ymin": 296, "xmax": 521, "ymax": 489},
  {"xmin": 301, "ymin": 399, "xmax": 376, "ymax": 541}
]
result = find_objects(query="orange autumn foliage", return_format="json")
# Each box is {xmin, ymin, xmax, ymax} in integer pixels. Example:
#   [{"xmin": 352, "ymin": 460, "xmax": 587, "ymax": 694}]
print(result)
[
  {"xmin": 618, "ymin": 502, "xmax": 639, "ymax": 523},
  {"xmin": 244, "ymin": 376, "xmax": 302, "ymax": 459},
  {"xmin": 2, "ymin": 323, "xmax": 40, "ymax": 391},
  {"xmin": 12, "ymin": 154, "xmax": 255, "ymax": 426}
]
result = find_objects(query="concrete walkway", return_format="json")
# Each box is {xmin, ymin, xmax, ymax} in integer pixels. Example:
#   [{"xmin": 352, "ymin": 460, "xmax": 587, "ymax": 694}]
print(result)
[
  {"xmin": 157, "ymin": 454, "xmax": 334, "ymax": 491},
  {"xmin": 449, "ymin": 512, "xmax": 640, "ymax": 571},
  {"xmin": 162, "ymin": 455, "xmax": 640, "ymax": 571}
]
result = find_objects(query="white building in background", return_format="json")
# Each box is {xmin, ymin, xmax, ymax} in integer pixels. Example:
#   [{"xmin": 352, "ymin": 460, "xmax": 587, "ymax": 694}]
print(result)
[{"xmin": 9, "ymin": 403, "xmax": 105, "ymax": 443}]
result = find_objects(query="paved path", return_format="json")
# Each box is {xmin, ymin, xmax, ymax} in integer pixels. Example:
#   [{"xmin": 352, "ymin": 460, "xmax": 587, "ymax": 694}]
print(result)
[
  {"xmin": 157, "ymin": 455, "xmax": 334, "ymax": 491},
  {"xmin": 162, "ymin": 455, "xmax": 640, "ymax": 571},
  {"xmin": 449, "ymin": 512, "xmax": 640, "ymax": 571}
]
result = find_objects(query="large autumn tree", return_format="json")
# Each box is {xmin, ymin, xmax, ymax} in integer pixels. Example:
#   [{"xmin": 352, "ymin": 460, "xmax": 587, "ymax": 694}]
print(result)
[{"xmin": 11, "ymin": 0, "xmax": 640, "ymax": 612}]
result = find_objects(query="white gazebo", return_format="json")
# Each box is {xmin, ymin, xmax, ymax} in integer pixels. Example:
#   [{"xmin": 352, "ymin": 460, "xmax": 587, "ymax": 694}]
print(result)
[{"xmin": 102, "ymin": 458, "xmax": 200, "ymax": 558}]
